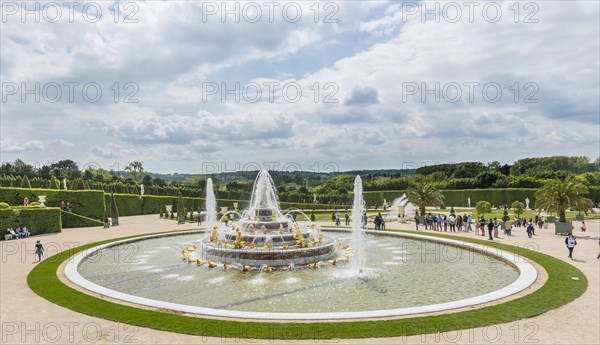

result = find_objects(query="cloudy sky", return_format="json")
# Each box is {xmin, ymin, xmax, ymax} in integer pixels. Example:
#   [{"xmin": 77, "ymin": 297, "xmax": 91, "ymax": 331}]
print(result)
[{"xmin": 1, "ymin": 0, "xmax": 599, "ymax": 174}]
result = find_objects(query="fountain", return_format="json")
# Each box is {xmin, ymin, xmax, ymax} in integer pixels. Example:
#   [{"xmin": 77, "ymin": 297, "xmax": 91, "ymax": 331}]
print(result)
[
  {"xmin": 351, "ymin": 175, "xmax": 365, "ymax": 273},
  {"xmin": 68, "ymin": 171, "xmax": 535, "ymax": 320},
  {"xmin": 388, "ymin": 194, "xmax": 415, "ymax": 222},
  {"xmin": 205, "ymin": 178, "xmax": 217, "ymax": 224},
  {"xmin": 199, "ymin": 170, "xmax": 341, "ymax": 267}
]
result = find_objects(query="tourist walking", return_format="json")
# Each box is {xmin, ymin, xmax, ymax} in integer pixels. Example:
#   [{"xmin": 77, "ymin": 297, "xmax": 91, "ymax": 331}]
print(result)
[
  {"xmin": 526, "ymin": 219, "xmax": 534, "ymax": 238},
  {"xmin": 487, "ymin": 219, "xmax": 494, "ymax": 240},
  {"xmin": 35, "ymin": 241, "xmax": 44, "ymax": 262},
  {"xmin": 580, "ymin": 221, "xmax": 586, "ymax": 232},
  {"xmin": 467, "ymin": 215, "xmax": 473, "ymax": 232},
  {"xmin": 565, "ymin": 233, "xmax": 577, "ymax": 260},
  {"xmin": 345, "ymin": 212, "xmax": 350, "ymax": 225}
]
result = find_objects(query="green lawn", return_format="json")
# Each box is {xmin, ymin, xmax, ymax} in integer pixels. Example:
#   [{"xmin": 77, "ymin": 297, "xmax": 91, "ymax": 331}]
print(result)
[{"xmin": 28, "ymin": 229, "xmax": 587, "ymax": 339}]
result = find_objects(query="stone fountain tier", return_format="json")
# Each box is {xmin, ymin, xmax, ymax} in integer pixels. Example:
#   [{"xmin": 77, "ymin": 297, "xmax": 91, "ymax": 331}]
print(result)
[
  {"xmin": 219, "ymin": 229, "xmax": 316, "ymax": 244},
  {"xmin": 240, "ymin": 220, "xmax": 290, "ymax": 231},
  {"xmin": 201, "ymin": 237, "xmax": 340, "ymax": 267}
]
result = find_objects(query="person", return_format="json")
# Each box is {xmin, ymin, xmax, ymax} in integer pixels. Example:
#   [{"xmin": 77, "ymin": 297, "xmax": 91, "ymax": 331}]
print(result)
[
  {"xmin": 505, "ymin": 219, "xmax": 513, "ymax": 236},
  {"xmin": 4, "ymin": 229, "xmax": 12, "ymax": 240},
  {"xmin": 487, "ymin": 219, "xmax": 494, "ymax": 240},
  {"xmin": 61, "ymin": 200, "xmax": 65, "ymax": 210},
  {"xmin": 467, "ymin": 214, "xmax": 473, "ymax": 232},
  {"xmin": 565, "ymin": 233, "xmax": 577, "ymax": 260},
  {"xmin": 335, "ymin": 210, "xmax": 341, "ymax": 226},
  {"xmin": 22, "ymin": 226, "xmax": 30, "ymax": 237},
  {"xmin": 443, "ymin": 215, "xmax": 448, "ymax": 231},
  {"xmin": 448, "ymin": 214, "xmax": 456, "ymax": 232},
  {"xmin": 23, "ymin": 196, "xmax": 29, "ymax": 206},
  {"xmin": 361, "ymin": 212, "xmax": 368, "ymax": 229},
  {"xmin": 437, "ymin": 214, "xmax": 443, "ymax": 231},
  {"xmin": 480, "ymin": 218, "xmax": 486, "ymax": 236},
  {"xmin": 414, "ymin": 213, "xmax": 419, "ymax": 230},
  {"xmin": 381, "ymin": 215, "xmax": 386, "ymax": 230},
  {"xmin": 375, "ymin": 213, "xmax": 383, "ymax": 230},
  {"xmin": 580, "ymin": 221, "xmax": 586, "ymax": 232},
  {"xmin": 493, "ymin": 218, "xmax": 499, "ymax": 238},
  {"xmin": 526, "ymin": 219, "xmax": 534, "ymax": 238},
  {"xmin": 9, "ymin": 228, "xmax": 18, "ymax": 239},
  {"xmin": 35, "ymin": 240, "xmax": 44, "ymax": 262},
  {"xmin": 197, "ymin": 213, "xmax": 202, "ymax": 226},
  {"xmin": 597, "ymin": 238, "xmax": 599, "ymax": 260},
  {"xmin": 345, "ymin": 212, "xmax": 350, "ymax": 226}
]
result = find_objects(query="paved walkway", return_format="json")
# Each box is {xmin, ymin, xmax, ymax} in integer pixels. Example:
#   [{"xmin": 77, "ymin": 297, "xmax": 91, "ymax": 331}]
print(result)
[{"xmin": 1, "ymin": 215, "xmax": 598, "ymax": 344}]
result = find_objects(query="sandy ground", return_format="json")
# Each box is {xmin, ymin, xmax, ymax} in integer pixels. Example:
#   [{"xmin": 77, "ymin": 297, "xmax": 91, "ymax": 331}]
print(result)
[{"xmin": 1, "ymin": 215, "xmax": 598, "ymax": 345}]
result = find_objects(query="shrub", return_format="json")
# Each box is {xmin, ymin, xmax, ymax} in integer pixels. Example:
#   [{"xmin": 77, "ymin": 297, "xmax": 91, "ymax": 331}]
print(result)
[
  {"xmin": 0, "ymin": 207, "xmax": 61, "ymax": 235},
  {"xmin": 110, "ymin": 193, "xmax": 120, "ymax": 220},
  {"xmin": 0, "ymin": 202, "xmax": 10, "ymax": 209},
  {"xmin": 105, "ymin": 194, "xmax": 142, "ymax": 216},
  {"xmin": 49, "ymin": 176, "xmax": 60, "ymax": 189},
  {"xmin": 20, "ymin": 176, "xmax": 32, "ymax": 188},
  {"xmin": 0, "ymin": 188, "xmax": 105, "ymax": 220}
]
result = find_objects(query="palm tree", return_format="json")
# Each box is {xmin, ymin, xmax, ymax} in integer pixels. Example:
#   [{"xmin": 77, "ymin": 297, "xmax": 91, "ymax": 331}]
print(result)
[
  {"xmin": 406, "ymin": 181, "xmax": 445, "ymax": 216},
  {"xmin": 534, "ymin": 176, "xmax": 593, "ymax": 223}
]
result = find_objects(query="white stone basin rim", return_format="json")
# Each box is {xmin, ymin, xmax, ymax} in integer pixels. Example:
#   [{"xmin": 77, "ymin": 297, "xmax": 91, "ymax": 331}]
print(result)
[{"xmin": 64, "ymin": 229, "xmax": 538, "ymax": 321}]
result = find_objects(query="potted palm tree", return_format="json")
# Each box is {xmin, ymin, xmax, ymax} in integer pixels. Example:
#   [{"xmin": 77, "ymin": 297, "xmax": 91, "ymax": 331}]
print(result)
[
  {"xmin": 406, "ymin": 181, "xmax": 445, "ymax": 224},
  {"xmin": 535, "ymin": 176, "xmax": 593, "ymax": 235}
]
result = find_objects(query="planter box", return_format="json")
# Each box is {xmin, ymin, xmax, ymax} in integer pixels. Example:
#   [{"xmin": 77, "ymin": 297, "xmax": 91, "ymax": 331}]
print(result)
[
  {"xmin": 547, "ymin": 216, "xmax": 556, "ymax": 223},
  {"xmin": 177, "ymin": 216, "xmax": 186, "ymax": 224},
  {"xmin": 111, "ymin": 218, "xmax": 119, "ymax": 226},
  {"xmin": 103, "ymin": 222, "xmax": 110, "ymax": 229},
  {"xmin": 575, "ymin": 214, "xmax": 584, "ymax": 221},
  {"xmin": 554, "ymin": 221, "xmax": 573, "ymax": 235},
  {"xmin": 418, "ymin": 216, "xmax": 425, "ymax": 224}
]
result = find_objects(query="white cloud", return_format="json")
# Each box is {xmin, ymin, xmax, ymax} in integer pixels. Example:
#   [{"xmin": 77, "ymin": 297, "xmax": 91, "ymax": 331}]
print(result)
[{"xmin": 0, "ymin": 139, "xmax": 44, "ymax": 153}]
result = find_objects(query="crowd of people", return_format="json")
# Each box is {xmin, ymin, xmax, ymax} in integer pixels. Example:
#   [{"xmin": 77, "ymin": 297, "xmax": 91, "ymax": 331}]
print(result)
[{"xmin": 3, "ymin": 226, "xmax": 30, "ymax": 240}]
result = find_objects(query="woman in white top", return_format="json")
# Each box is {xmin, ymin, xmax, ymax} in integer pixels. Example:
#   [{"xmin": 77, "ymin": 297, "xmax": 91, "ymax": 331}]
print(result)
[{"xmin": 565, "ymin": 233, "xmax": 577, "ymax": 260}]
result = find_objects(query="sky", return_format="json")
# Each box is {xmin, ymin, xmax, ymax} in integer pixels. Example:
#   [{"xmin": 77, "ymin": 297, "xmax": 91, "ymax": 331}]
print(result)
[{"xmin": 1, "ymin": 0, "xmax": 599, "ymax": 174}]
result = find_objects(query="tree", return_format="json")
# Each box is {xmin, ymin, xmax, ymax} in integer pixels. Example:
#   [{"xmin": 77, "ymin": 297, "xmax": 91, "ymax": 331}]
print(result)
[
  {"xmin": 48, "ymin": 176, "xmax": 60, "ymax": 189},
  {"xmin": 124, "ymin": 161, "xmax": 147, "ymax": 183},
  {"xmin": 110, "ymin": 193, "xmax": 120, "ymax": 226},
  {"xmin": 406, "ymin": 181, "xmax": 445, "ymax": 216},
  {"xmin": 20, "ymin": 175, "xmax": 32, "ymax": 188},
  {"xmin": 475, "ymin": 201, "xmax": 492, "ymax": 219},
  {"xmin": 72, "ymin": 178, "xmax": 86, "ymax": 190},
  {"xmin": 535, "ymin": 176, "xmax": 593, "ymax": 223},
  {"xmin": 511, "ymin": 201, "xmax": 525, "ymax": 218}
]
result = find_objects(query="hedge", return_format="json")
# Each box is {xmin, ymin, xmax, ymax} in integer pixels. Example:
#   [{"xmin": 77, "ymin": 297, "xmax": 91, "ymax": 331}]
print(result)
[
  {"xmin": 0, "ymin": 207, "xmax": 62, "ymax": 236},
  {"xmin": 363, "ymin": 189, "xmax": 539, "ymax": 208},
  {"xmin": 104, "ymin": 194, "xmax": 142, "ymax": 217},
  {"xmin": 0, "ymin": 188, "xmax": 105, "ymax": 220},
  {"xmin": 61, "ymin": 211, "xmax": 104, "ymax": 229}
]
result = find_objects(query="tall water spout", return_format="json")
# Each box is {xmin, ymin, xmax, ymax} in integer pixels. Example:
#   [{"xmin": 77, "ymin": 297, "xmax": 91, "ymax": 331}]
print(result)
[
  {"xmin": 351, "ymin": 175, "xmax": 365, "ymax": 273},
  {"xmin": 206, "ymin": 178, "xmax": 217, "ymax": 224},
  {"xmin": 248, "ymin": 170, "xmax": 281, "ymax": 216}
]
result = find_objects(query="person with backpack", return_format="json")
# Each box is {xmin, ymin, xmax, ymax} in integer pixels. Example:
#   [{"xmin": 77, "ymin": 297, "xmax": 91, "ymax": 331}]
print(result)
[
  {"xmin": 526, "ymin": 219, "xmax": 534, "ymax": 238},
  {"xmin": 565, "ymin": 233, "xmax": 577, "ymax": 260}
]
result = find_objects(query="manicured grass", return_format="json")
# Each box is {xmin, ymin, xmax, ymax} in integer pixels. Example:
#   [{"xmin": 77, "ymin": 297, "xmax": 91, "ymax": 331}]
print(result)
[{"xmin": 28, "ymin": 229, "xmax": 587, "ymax": 339}]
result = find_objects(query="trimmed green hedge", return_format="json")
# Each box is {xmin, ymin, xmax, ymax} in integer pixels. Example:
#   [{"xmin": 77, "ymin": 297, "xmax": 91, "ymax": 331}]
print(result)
[
  {"xmin": 0, "ymin": 187, "xmax": 105, "ymax": 219},
  {"xmin": 0, "ymin": 207, "xmax": 62, "ymax": 235},
  {"xmin": 363, "ymin": 189, "xmax": 539, "ymax": 208},
  {"xmin": 105, "ymin": 194, "xmax": 143, "ymax": 217},
  {"xmin": 61, "ymin": 211, "xmax": 104, "ymax": 228}
]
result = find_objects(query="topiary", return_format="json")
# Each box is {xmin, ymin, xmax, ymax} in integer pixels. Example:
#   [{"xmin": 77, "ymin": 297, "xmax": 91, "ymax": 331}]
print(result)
[
  {"xmin": 110, "ymin": 193, "xmax": 120, "ymax": 225},
  {"xmin": 28, "ymin": 202, "xmax": 41, "ymax": 207},
  {"xmin": 20, "ymin": 175, "xmax": 32, "ymax": 188},
  {"xmin": 0, "ymin": 202, "xmax": 10, "ymax": 209}
]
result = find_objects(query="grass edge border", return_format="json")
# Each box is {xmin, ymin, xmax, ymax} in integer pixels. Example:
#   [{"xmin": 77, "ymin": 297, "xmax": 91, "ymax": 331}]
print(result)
[{"xmin": 27, "ymin": 228, "xmax": 588, "ymax": 339}]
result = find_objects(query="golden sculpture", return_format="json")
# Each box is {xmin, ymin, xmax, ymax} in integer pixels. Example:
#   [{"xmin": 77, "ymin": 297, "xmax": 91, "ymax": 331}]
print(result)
[
  {"xmin": 208, "ymin": 262, "xmax": 217, "ymax": 268},
  {"xmin": 263, "ymin": 265, "xmax": 274, "ymax": 272},
  {"xmin": 242, "ymin": 265, "xmax": 252, "ymax": 272}
]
